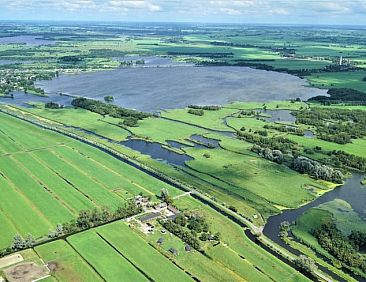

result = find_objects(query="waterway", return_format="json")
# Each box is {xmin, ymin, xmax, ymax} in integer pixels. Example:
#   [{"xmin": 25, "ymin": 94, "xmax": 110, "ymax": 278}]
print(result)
[{"xmin": 33, "ymin": 66, "xmax": 327, "ymax": 112}]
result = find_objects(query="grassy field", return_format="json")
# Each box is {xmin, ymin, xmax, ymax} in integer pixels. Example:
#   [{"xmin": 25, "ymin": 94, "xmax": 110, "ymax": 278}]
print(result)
[
  {"xmin": 35, "ymin": 240, "xmax": 103, "ymax": 281},
  {"xmin": 0, "ymin": 112, "xmax": 183, "ymax": 249},
  {"xmin": 96, "ymin": 221, "xmax": 193, "ymax": 281},
  {"xmin": 174, "ymin": 196, "xmax": 310, "ymax": 282},
  {"xmin": 307, "ymin": 71, "xmax": 366, "ymax": 93},
  {"xmin": 67, "ymin": 231, "xmax": 148, "ymax": 282}
]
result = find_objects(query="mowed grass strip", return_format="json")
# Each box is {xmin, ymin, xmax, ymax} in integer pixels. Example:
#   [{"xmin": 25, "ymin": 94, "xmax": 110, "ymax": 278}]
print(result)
[
  {"xmin": 0, "ymin": 156, "xmax": 74, "ymax": 225},
  {"xmin": 0, "ymin": 112, "xmax": 67, "ymax": 150},
  {"xmin": 0, "ymin": 174, "xmax": 50, "ymax": 244},
  {"xmin": 97, "ymin": 221, "xmax": 193, "ymax": 281},
  {"xmin": 32, "ymin": 149, "xmax": 123, "ymax": 209},
  {"xmin": 35, "ymin": 240, "xmax": 104, "ymax": 282},
  {"xmin": 0, "ymin": 131, "xmax": 21, "ymax": 154},
  {"xmin": 53, "ymin": 145, "xmax": 134, "ymax": 197},
  {"xmin": 0, "ymin": 210, "xmax": 19, "ymax": 249},
  {"xmin": 67, "ymin": 141, "xmax": 183, "ymax": 198},
  {"xmin": 67, "ymin": 231, "xmax": 149, "ymax": 282},
  {"xmin": 208, "ymin": 244, "xmax": 273, "ymax": 282},
  {"xmin": 13, "ymin": 152, "xmax": 95, "ymax": 212}
]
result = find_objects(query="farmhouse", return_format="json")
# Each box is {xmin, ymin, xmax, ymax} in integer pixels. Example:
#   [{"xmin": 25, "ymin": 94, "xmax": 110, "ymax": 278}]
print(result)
[
  {"xmin": 139, "ymin": 212, "xmax": 161, "ymax": 223},
  {"xmin": 154, "ymin": 203, "xmax": 167, "ymax": 210}
]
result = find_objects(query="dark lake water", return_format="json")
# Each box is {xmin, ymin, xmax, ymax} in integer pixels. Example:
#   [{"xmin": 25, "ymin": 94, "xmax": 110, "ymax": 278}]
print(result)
[
  {"xmin": 0, "ymin": 35, "xmax": 55, "ymax": 46},
  {"xmin": 35, "ymin": 66, "xmax": 328, "ymax": 112}
]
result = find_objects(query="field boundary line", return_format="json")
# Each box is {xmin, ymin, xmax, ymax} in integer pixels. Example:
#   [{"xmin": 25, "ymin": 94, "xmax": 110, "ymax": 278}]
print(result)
[
  {"xmin": 64, "ymin": 239, "xmax": 107, "ymax": 282},
  {"xmin": 95, "ymin": 232, "xmax": 154, "ymax": 282}
]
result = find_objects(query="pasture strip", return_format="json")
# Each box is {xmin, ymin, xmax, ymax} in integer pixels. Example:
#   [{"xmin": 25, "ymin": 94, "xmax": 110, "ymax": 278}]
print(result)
[
  {"xmin": 33, "ymin": 149, "xmax": 123, "ymax": 208},
  {"xmin": 97, "ymin": 221, "xmax": 193, "ymax": 281},
  {"xmin": 0, "ymin": 174, "xmax": 50, "ymax": 239},
  {"xmin": 95, "ymin": 233, "xmax": 154, "ymax": 281},
  {"xmin": 0, "ymin": 210, "xmax": 19, "ymax": 249},
  {"xmin": 67, "ymin": 231, "xmax": 149, "ymax": 282},
  {"xmin": 66, "ymin": 142, "xmax": 182, "ymax": 197},
  {"xmin": 15, "ymin": 152, "xmax": 95, "ymax": 212},
  {"xmin": 10, "ymin": 156, "xmax": 77, "ymax": 215},
  {"xmin": 29, "ymin": 152, "xmax": 101, "ymax": 208},
  {"xmin": 0, "ymin": 160, "xmax": 55, "ymax": 228},
  {"xmin": 69, "ymin": 143, "xmax": 155, "ymax": 195},
  {"xmin": 0, "ymin": 157, "xmax": 73, "ymax": 226},
  {"xmin": 50, "ymin": 147, "xmax": 129, "ymax": 201},
  {"xmin": 35, "ymin": 240, "xmax": 104, "ymax": 282}
]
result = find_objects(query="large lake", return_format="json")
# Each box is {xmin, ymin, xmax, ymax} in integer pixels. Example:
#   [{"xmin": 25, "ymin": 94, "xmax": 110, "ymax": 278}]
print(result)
[
  {"xmin": 0, "ymin": 35, "xmax": 55, "ymax": 46},
  {"xmin": 35, "ymin": 66, "xmax": 327, "ymax": 112}
]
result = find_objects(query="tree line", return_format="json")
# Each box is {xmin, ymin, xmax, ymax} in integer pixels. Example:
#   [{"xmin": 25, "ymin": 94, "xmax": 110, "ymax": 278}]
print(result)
[
  {"xmin": 313, "ymin": 223, "xmax": 366, "ymax": 272},
  {"xmin": 309, "ymin": 88, "xmax": 366, "ymax": 103},
  {"xmin": 72, "ymin": 97, "xmax": 151, "ymax": 119},
  {"xmin": 188, "ymin": 105, "xmax": 221, "ymax": 111},
  {"xmin": 3, "ymin": 200, "xmax": 142, "ymax": 255}
]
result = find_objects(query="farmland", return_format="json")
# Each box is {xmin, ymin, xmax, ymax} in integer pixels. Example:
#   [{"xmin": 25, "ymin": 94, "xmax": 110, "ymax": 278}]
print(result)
[
  {"xmin": 0, "ymin": 111, "xmax": 183, "ymax": 249},
  {"xmin": 1, "ymin": 22, "xmax": 366, "ymax": 282}
]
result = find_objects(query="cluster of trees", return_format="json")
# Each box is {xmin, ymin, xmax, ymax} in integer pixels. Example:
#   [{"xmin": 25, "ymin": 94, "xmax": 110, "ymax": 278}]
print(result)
[
  {"xmin": 48, "ymin": 224, "xmax": 64, "ymax": 239},
  {"xmin": 162, "ymin": 212, "xmax": 219, "ymax": 251},
  {"xmin": 104, "ymin": 95, "xmax": 114, "ymax": 102},
  {"xmin": 327, "ymin": 150, "xmax": 366, "ymax": 172},
  {"xmin": 349, "ymin": 231, "xmax": 366, "ymax": 248},
  {"xmin": 251, "ymin": 145, "xmax": 284, "ymax": 164},
  {"xmin": 119, "ymin": 117, "xmax": 139, "ymax": 127},
  {"xmin": 295, "ymin": 108, "xmax": 366, "ymax": 144},
  {"xmin": 159, "ymin": 189, "xmax": 174, "ymax": 205},
  {"xmin": 10, "ymin": 234, "xmax": 35, "ymax": 251},
  {"xmin": 120, "ymin": 59, "xmax": 145, "ymax": 66},
  {"xmin": 71, "ymin": 97, "xmax": 151, "ymax": 120},
  {"xmin": 294, "ymin": 255, "xmax": 318, "ymax": 273},
  {"xmin": 59, "ymin": 55, "xmax": 83, "ymax": 63},
  {"xmin": 161, "ymin": 220, "xmax": 201, "ymax": 250},
  {"xmin": 45, "ymin": 102, "xmax": 62, "ymax": 109},
  {"xmin": 63, "ymin": 201, "xmax": 141, "ymax": 234},
  {"xmin": 263, "ymin": 124, "xmax": 304, "ymax": 136},
  {"xmin": 188, "ymin": 108, "xmax": 204, "ymax": 116},
  {"xmin": 313, "ymin": 223, "xmax": 366, "ymax": 271},
  {"xmin": 238, "ymin": 110, "xmax": 256, "ymax": 117},
  {"xmin": 237, "ymin": 131, "xmax": 299, "ymax": 153},
  {"xmin": 309, "ymin": 88, "xmax": 366, "ymax": 103},
  {"xmin": 188, "ymin": 105, "xmax": 221, "ymax": 111},
  {"xmin": 292, "ymin": 156, "xmax": 343, "ymax": 183}
]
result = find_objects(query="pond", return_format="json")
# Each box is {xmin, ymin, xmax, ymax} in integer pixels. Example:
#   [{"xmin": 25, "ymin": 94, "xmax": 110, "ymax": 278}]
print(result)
[
  {"xmin": 261, "ymin": 109, "xmax": 297, "ymax": 123},
  {"xmin": 304, "ymin": 130, "xmax": 315, "ymax": 138},
  {"xmin": 121, "ymin": 138, "xmax": 193, "ymax": 166},
  {"xmin": 35, "ymin": 66, "xmax": 328, "ymax": 112},
  {"xmin": 190, "ymin": 134, "xmax": 220, "ymax": 148}
]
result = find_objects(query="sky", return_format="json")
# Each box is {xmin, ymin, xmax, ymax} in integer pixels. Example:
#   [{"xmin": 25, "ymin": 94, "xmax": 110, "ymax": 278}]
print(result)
[{"xmin": 0, "ymin": 0, "xmax": 366, "ymax": 25}]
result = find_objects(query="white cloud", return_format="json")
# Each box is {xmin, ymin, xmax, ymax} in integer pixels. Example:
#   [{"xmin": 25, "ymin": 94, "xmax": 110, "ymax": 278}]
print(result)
[
  {"xmin": 1, "ymin": 0, "xmax": 366, "ymax": 23},
  {"xmin": 107, "ymin": 1, "xmax": 161, "ymax": 12}
]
